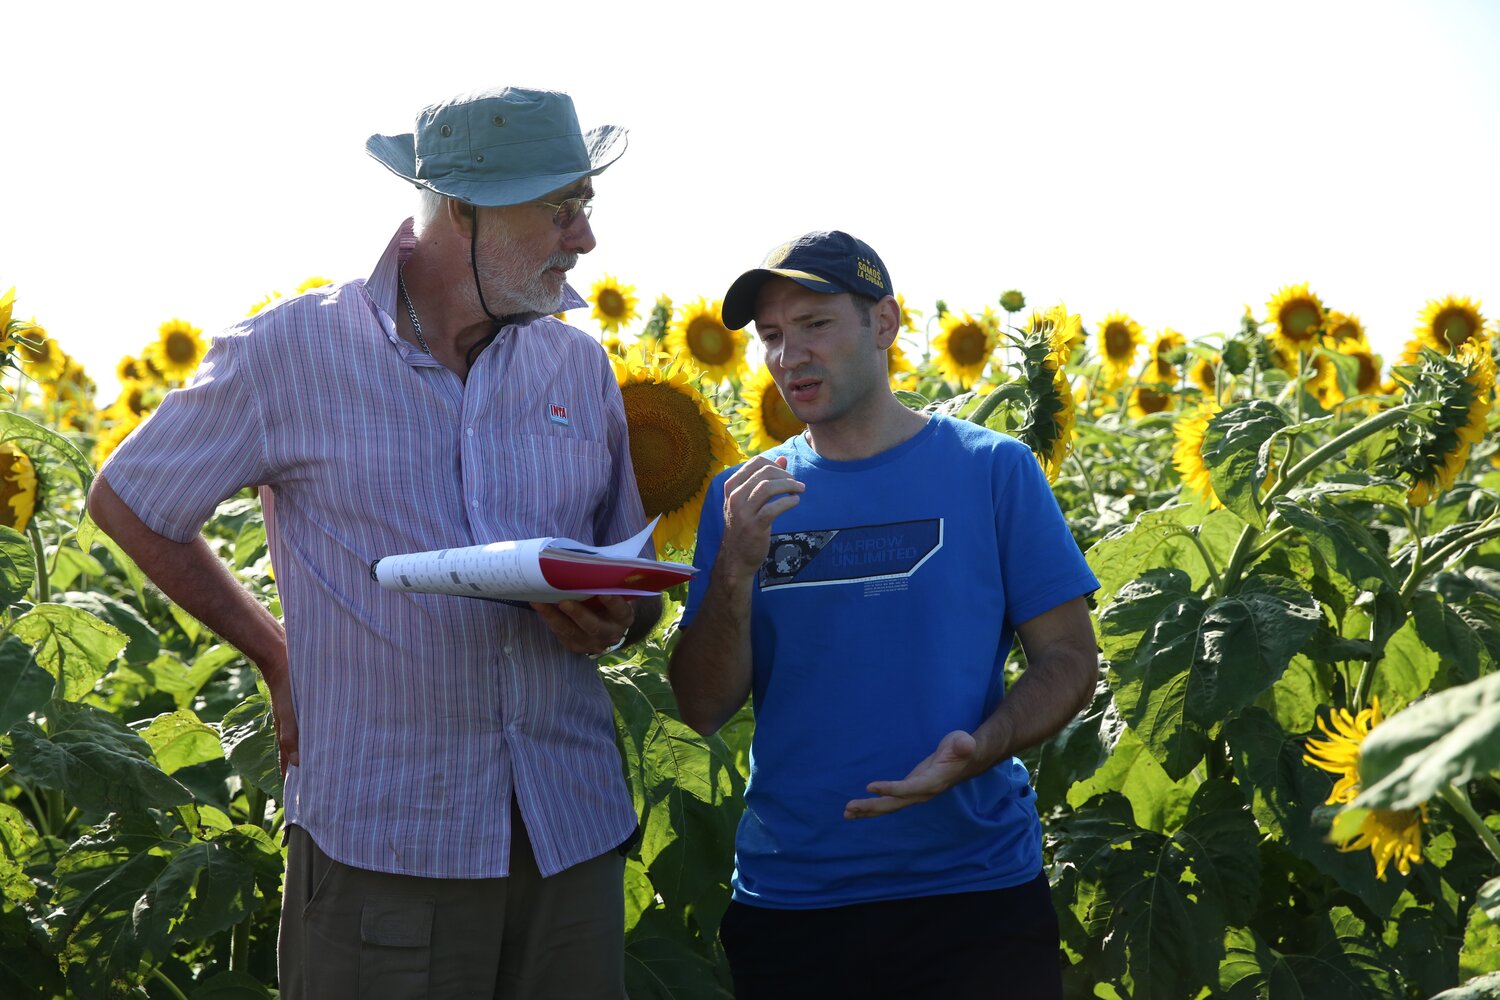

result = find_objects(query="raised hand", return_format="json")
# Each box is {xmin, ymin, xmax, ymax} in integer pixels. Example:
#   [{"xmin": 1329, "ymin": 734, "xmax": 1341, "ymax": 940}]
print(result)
[
  {"xmin": 843, "ymin": 730, "xmax": 981, "ymax": 819},
  {"xmin": 719, "ymin": 455, "xmax": 804, "ymax": 579}
]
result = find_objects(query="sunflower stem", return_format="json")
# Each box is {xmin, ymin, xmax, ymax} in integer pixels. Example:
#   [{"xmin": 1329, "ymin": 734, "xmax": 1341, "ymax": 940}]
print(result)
[
  {"xmin": 1263, "ymin": 404, "xmax": 1417, "ymax": 507},
  {"xmin": 147, "ymin": 963, "xmax": 191, "ymax": 1000},
  {"xmin": 967, "ymin": 381, "xmax": 1009, "ymax": 428},
  {"xmin": 1438, "ymin": 784, "xmax": 1500, "ymax": 868},
  {"xmin": 1070, "ymin": 450, "xmax": 1104, "ymax": 520},
  {"xmin": 1402, "ymin": 522, "xmax": 1500, "ymax": 601},
  {"xmin": 1247, "ymin": 525, "xmax": 1296, "ymax": 562},
  {"xmin": 26, "ymin": 519, "xmax": 49, "ymax": 606},
  {"xmin": 1217, "ymin": 522, "xmax": 1262, "ymax": 597}
]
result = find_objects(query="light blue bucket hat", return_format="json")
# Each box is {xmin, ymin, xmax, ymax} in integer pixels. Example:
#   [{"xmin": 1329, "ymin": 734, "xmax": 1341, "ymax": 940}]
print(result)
[{"xmin": 366, "ymin": 87, "xmax": 626, "ymax": 207}]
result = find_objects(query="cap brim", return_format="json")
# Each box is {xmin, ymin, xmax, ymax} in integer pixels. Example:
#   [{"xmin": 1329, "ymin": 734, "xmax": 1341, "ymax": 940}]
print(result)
[
  {"xmin": 364, "ymin": 124, "xmax": 628, "ymax": 207},
  {"xmin": 721, "ymin": 267, "xmax": 838, "ymax": 330}
]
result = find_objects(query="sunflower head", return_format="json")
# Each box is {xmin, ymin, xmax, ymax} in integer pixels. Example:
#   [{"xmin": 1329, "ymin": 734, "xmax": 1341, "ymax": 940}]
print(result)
[
  {"xmin": 589, "ymin": 274, "xmax": 640, "ymax": 334},
  {"xmin": 1127, "ymin": 385, "xmax": 1174, "ymax": 420},
  {"xmin": 887, "ymin": 339, "xmax": 915, "ymax": 381},
  {"xmin": 895, "ymin": 293, "xmax": 921, "ymax": 333},
  {"xmin": 613, "ymin": 352, "xmax": 744, "ymax": 555},
  {"xmin": 18, "ymin": 326, "xmax": 68, "ymax": 382},
  {"xmin": 0, "ymin": 287, "xmax": 14, "ymax": 334},
  {"xmin": 998, "ymin": 289, "xmax": 1026, "ymax": 314},
  {"xmin": 150, "ymin": 318, "xmax": 207, "ymax": 382},
  {"xmin": 1172, "ymin": 402, "xmax": 1222, "ymax": 509},
  {"xmin": 1266, "ymin": 283, "xmax": 1325, "ymax": 354},
  {"xmin": 0, "ymin": 443, "xmax": 37, "ymax": 532},
  {"xmin": 1011, "ymin": 305, "xmax": 1078, "ymax": 482},
  {"xmin": 92, "ymin": 409, "xmax": 145, "ymax": 470},
  {"xmin": 1386, "ymin": 342, "xmax": 1495, "ymax": 506},
  {"xmin": 246, "ymin": 290, "xmax": 283, "ymax": 317},
  {"xmin": 1335, "ymin": 806, "xmax": 1427, "ymax": 881},
  {"xmin": 1189, "ymin": 356, "xmax": 1220, "ymax": 398},
  {"xmin": 1416, "ymin": 295, "xmax": 1486, "ymax": 354},
  {"xmin": 295, "ymin": 276, "xmax": 334, "ymax": 294},
  {"xmin": 663, "ymin": 298, "xmax": 748, "ymax": 383},
  {"xmin": 1323, "ymin": 311, "xmax": 1368, "ymax": 350},
  {"xmin": 738, "ymin": 367, "xmax": 807, "ymax": 454},
  {"xmin": 1096, "ymin": 312, "xmax": 1145, "ymax": 385},
  {"xmin": 932, "ymin": 309, "xmax": 1000, "ymax": 389}
]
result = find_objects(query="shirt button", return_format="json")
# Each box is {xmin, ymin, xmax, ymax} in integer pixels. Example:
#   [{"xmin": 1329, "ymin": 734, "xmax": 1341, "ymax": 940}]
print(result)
[
  {"xmin": 466, "ymin": 427, "xmax": 475, "ymax": 437},
  {"xmin": 506, "ymin": 721, "xmax": 519, "ymax": 735},
  {"xmin": 504, "ymin": 646, "xmax": 514, "ymax": 655},
  {"xmin": 471, "ymin": 499, "xmax": 480, "ymax": 509}
]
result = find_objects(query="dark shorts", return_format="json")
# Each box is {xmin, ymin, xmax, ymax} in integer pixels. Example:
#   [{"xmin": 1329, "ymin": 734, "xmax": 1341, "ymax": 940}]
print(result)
[{"xmin": 719, "ymin": 872, "xmax": 1062, "ymax": 1000}]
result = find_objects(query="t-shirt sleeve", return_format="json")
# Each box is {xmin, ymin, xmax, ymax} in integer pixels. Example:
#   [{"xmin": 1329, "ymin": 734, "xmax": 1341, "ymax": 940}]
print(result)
[
  {"xmin": 100, "ymin": 331, "xmax": 273, "ymax": 543},
  {"xmin": 680, "ymin": 472, "xmax": 729, "ymax": 628},
  {"xmin": 591, "ymin": 348, "xmax": 652, "ymax": 555},
  {"xmin": 996, "ymin": 448, "xmax": 1099, "ymax": 628}
]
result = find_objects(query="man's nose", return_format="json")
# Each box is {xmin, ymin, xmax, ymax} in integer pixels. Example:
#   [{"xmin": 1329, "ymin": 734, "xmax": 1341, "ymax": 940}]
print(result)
[{"xmin": 563, "ymin": 212, "xmax": 597, "ymax": 254}]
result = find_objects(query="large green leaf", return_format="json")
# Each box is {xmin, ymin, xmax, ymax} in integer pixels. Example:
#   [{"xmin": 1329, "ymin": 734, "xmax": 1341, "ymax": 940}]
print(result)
[
  {"xmin": 0, "ymin": 636, "xmax": 53, "ymax": 733},
  {"xmin": 137, "ymin": 709, "xmax": 225, "ymax": 775},
  {"xmin": 11, "ymin": 603, "xmax": 127, "ymax": 701},
  {"xmin": 604, "ymin": 663, "xmax": 742, "ymax": 944},
  {"xmin": 1353, "ymin": 671, "xmax": 1500, "ymax": 811},
  {"xmin": 0, "ymin": 801, "xmax": 40, "ymax": 903},
  {"xmin": 1095, "ymin": 568, "xmax": 1195, "ymax": 663},
  {"xmin": 1370, "ymin": 615, "xmax": 1442, "ymax": 713},
  {"xmin": 1218, "ymin": 909, "xmax": 1397, "ymax": 999},
  {"xmin": 1109, "ymin": 578, "xmax": 1320, "ymax": 779},
  {"xmin": 1482, "ymin": 876, "xmax": 1500, "ymax": 926},
  {"xmin": 0, "ymin": 411, "xmax": 93, "ymax": 491},
  {"xmin": 0, "ymin": 525, "xmax": 35, "ymax": 606},
  {"xmin": 1031, "ymin": 679, "xmax": 1116, "ymax": 814},
  {"xmin": 1272, "ymin": 497, "xmax": 1398, "ymax": 593},
  {"xmin": 1432, "ymin": 971, "xmax": 1500, "ymax": 999},
  {"xmin": 1054, "ymin": 780, "xmax": 1261, "ymax": 999},
  {"xmin": 1201, "ymin": 400, "xmax": 1288, "ymax": 527},
  {"xmin": 4, "ymin": 702, "xmax": 191, "ymax": 814},
  {"xmin": 624, "ymin": 906, "xmax": 734, "ymax": 999},
  {"xmin": 219, "ymin": 692, "xmax": 284, "ymax": 800},
  {"xmin": 1086, "ymin": 505, "xmax": 1244, "ymax": 607},
  {"xmin": 1412, "ymin": 590, "xmax": 1486, "ymax": 688},
  {"xmin": 56, "ymin": 590, "xmax": 161, "ymax": 667},
  {"xmin": 1065, "ymin": 727, "xmax": 1194, "ymax": 834}
]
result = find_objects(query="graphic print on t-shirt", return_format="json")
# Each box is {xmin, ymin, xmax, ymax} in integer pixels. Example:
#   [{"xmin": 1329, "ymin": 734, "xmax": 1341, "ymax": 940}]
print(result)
[{"xmin": 759, "ymin": 519, "xmax": 942, "ymax": 590}]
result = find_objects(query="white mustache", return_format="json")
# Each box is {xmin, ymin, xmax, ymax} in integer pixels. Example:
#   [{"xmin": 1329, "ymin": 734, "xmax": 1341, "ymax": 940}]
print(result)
[{"xmin": 544, "ymin": 253, "xmax": 578, "ymax": 272}]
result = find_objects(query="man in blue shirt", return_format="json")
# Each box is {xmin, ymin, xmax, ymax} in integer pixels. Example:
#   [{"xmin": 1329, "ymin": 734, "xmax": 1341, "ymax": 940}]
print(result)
[{"xmin": 669, "ymin": 231, "xmax": 1100, "ymax": 998}]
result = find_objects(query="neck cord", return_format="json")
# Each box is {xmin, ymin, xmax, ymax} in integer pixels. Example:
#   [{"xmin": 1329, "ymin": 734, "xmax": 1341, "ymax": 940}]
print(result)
[{"xmin": 397, "ymin": 269, "xmax": 432, "ymax": 356}]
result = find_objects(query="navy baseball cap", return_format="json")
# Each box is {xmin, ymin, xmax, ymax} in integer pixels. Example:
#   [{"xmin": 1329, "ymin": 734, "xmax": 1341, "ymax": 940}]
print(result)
[{"xmin": 721, "ymin": 230, "xmax": 893, "ymax": 330}]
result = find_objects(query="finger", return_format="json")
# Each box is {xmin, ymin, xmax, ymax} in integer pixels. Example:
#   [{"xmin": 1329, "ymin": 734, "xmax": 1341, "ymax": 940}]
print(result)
[{"xmin": 843, "ymin": 795, "xmax": 911, "ymax": 819}]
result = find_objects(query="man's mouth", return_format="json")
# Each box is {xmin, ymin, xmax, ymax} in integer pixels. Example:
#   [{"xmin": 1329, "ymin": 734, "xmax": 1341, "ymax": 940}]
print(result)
[{"xmin": 787, "ymin": 377, "xmax": 821, "ymax": 401}]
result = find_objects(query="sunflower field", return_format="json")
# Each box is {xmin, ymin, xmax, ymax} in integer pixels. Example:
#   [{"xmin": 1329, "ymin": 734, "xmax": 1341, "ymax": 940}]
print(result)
[{"xmin": 1, "ymin": 273, "xmax": 1498, "ymax": 999}]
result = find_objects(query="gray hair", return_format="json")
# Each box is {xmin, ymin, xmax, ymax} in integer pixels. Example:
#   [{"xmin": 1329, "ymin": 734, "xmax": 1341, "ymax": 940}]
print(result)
[{"xmin": 414, "ymin": 188, "xmax": 450, "ymax": 234}]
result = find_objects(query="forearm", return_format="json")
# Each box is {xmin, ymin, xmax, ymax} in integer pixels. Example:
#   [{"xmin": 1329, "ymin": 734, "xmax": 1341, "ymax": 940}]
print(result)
[
  {"xmin": 667, "ymin": 562, "xmax": 755, "ymax": 737},
  {"xmin": 972, "ymin": 635, "xmax": 1098, "ymax": 771},
  {"xmin": 88, "ymin": 475, "xmax": 287, "ymax": 681}
]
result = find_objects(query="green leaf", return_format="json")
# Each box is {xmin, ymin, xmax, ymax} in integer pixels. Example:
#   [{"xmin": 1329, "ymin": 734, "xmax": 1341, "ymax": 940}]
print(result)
[
  {"xmin": 219, "ymin": 693, "xmax": 284, "ymax": 800},
  {"xmin": 4, "ymin": 702, "xmax": 191, "ymax": 814},
  {"xmin": 137, "ymin": 709, "xmax": 225, "ymax": 775},
  {"xmin": 232, "ymin": 519, "xmax": 267, "ymax": 571},
  {"xmin": 57, "ymin": 590, "xmax": 161, "ymax": 667},
  {"xmin": 1412, "ymin": 590, "xmax": 1484, "ymax": 688},
  {"xmin": 1369, "ymin": 615, "xmax": 1442, "ymax": 714},
  {"xmin": 1096, "ymin": 568, "xmax": 1195, "ymax": 663},
  {"xmin": 1353, "ymin": 671, "xmax": 1500, "ymax": 811},
  {"xmin": 0, "ymin": 411, "xmax": 93, "ymax": 491},
  {"xmin": 1086, "ymin": 505, "xmax": 1244, "ymax": 607},
  {"xmin": 1054, "ymin": 780, "xmax": 1261, "ymax": 998},
  {"xmin": 0, "ymin": 802, "xmax": 40, "ymax": 903},
  {"xmin": 1065, "ymin": 727, "xmax": 1194, "ymax": 834},
  {"xmin": 46, "ymin": 544, "xmax": 107, "ymax": 593},
  {"xmin": 11, "ymin": 603, "xmax": 127, "ymax": 701},
  {"xmin": 1109, "ymin": 579, "xmax": 1320, "ymax": 779},
  {"xmin": 0, "ymin": 636, "xmax": 54, "ymax": 732},
  {"xmin": 624, "ymin": 906, "xmax": 734, "ymax": 999},
  {"xmin": 1272, "ymin": 496, "xmax": 1397, "ymax": 592},
  {"xmin": 1482, "ymin": 876, "xmax": 1500, "ymax": 926},
  {"xmin": 1432, "ymin": 971, "xmax": 1500, "ymax": 999},
  {"xmin": 76, "ymin": 515, "xmax": 146, "ymax": 598},
  {"xmin": 1201, "ymin": 400, "xmax": 1288, "ymax": 527},
  {"xmin": 0, "ymin": 525, "xmax": 35, "ymax": 606},
  {"xmin": 1031, "ymin": 681, "xmax": 1115, "ymax": 814},
  {"xmin": 1219, "ymin": 909, "xmax": 1397, "ymax": 999}
]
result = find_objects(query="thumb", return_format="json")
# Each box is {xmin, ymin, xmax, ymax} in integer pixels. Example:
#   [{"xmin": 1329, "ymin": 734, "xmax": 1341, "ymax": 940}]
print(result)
[
  {"xmin": 940, "ymin": 730, "xmax": 977, "ymax": 761},
  {"xmin": 775, "ymin": 456, "xmax": 789, "ymax": 469}
]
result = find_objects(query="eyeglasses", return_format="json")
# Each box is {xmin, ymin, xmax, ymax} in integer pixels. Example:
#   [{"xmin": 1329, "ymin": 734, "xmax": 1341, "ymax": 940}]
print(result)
[{"xmin": 534, "ymin": 195, "xmax": 593, "ymax": 229}]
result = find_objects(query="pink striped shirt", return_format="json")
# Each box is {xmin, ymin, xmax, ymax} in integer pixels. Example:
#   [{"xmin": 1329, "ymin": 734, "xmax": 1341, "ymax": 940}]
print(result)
[{"xmin": 102, "ymin": 221, "xmax": 645, "ymax": 878}]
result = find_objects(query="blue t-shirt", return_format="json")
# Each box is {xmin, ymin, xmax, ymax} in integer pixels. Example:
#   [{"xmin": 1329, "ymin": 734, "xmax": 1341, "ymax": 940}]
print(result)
[{"xmin": 682, "ymin": 414, "xmax": 1099, "ymax": 909}]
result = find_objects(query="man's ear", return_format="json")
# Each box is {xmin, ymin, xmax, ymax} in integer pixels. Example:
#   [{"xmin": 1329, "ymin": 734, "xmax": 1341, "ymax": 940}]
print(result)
[
  {"xmin": 872, "ymin": 295, "xmax": 902, "ymax": 351},
  {"xmin": 444, "ymin": 197, "xmax": 477, "ymax": 235}
]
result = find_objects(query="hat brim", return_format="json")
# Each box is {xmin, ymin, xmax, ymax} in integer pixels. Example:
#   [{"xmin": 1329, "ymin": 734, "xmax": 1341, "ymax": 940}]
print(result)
[
  {"xmin": 721, "ymin": 267, "xmax": 839, "ymax": 330},
  {"xmin": 365, "ymin": 124, "xmax": 627, "ymax": 207}
]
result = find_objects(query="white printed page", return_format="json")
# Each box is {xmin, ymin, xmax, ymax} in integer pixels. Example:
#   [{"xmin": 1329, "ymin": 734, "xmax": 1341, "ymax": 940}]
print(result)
[{"xmin": 375, "ymin": 538, "xmax": 567, "ymax": 601}]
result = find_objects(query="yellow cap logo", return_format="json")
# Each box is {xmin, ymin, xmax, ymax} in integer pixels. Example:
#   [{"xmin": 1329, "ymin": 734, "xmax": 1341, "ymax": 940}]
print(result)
[
  {"xmin": 856, "ymin": 257, "xmax": 884, "ymax": 289},
  {"xmin": 763, "ymin": 241, "xmax": 796, "ymax": 267}
]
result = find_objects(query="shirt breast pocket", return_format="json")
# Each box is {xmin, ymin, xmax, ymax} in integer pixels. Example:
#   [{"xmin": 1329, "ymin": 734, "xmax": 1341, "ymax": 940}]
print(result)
[{"xmin": 505, "ymin": 434, "xmax": 612, "ymax": 538}]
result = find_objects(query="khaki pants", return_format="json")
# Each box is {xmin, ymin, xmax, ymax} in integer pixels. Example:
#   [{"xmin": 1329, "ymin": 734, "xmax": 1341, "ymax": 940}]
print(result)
[{"xmin": 278, "ymin": 802, "xmax": 627, "ymax": 1000}]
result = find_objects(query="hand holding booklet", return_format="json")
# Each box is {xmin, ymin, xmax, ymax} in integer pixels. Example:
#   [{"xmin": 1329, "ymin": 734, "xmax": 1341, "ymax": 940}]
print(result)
[{"xmin": 372, "ymin": 518, "xmax": 694, "ymax": 605}]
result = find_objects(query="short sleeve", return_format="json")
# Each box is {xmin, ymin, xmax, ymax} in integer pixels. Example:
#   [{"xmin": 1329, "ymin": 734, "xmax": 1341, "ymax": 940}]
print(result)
[
  {"xmin": 995, "ymin": 448, "xmax": 1098, "ymax": 628},
  {"xmin": 680, "ymin": 471, "xmax": 730, "ymax": 627},
  {"xmin": 100, "ymin": 331, "xmax": 273, "ymax": 543}
]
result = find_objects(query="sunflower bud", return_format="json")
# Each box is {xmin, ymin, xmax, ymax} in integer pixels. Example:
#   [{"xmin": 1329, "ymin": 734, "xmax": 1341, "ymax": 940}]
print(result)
[
  {"xmin": 998, "ymin": 290, "xmax": 1026, "ymax": 314},
  {"xmin": 1222, "ymin": 339, "xmax": 1252, "ymax": 375}
]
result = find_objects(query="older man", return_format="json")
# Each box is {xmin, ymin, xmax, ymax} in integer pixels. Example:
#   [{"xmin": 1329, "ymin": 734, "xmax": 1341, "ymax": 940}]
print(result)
[
  {"xmin": 669, "ymin": 231, "xmax": 1099, "ymax": 999},
  {"xmin": 88, "ymin": 87, "xmax": 657, "ymax": 999}
]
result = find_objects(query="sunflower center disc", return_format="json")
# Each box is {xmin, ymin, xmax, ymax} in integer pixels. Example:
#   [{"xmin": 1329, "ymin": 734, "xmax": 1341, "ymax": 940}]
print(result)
[
  {"xmin": 688, "ymin": 320, "xmax": 731, "ymax": 365},
  {"xmin": 1439, "ymin": 311, "xmax": 1473, "ymax": 350},
  {"xmin": 1104, "ymin": 325, "xmax": 1133, "ymax": 359},
  {"xmin": 166, "ymin": 333, "xmax": 196, "ymax": 363},
  {"xmin": 1137, "ymin": 388, "xmax": 1170, "ymax": 413},
  {"xmin": 622, "ymin": 382, "xmax": 714, "ymax": 516},
  {"xmin": 599, "ymin": 290, "xmax": 625, "ymax": 317},
  {"xmin": 1285, "ymin": 303, "xmax": 1319, "ymax": 338},
  {"xmin": 951, "ymin": 327, "xmax": 987, "ymax": 365}
]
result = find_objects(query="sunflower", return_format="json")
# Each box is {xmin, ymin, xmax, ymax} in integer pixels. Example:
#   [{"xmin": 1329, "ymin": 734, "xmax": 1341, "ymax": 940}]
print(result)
[
  {"xmin": 246, "ymin": 291, "xmax": 282, "ymax": 317},
  {"xmin": 148, "ymin": 318, "xmax": 207, "ymax": 382},
  {"xmin": 1189, "ymin": 356, "xmax": 1220, "ymax": 398},
  {"xmin": 1391, "ymin": 340, "xmax": 1495, "ymax": 507},
  {"xmin": 1015, "ymin": 305, "xmax": 1078, "ymax": 482},
  {"xmin": 896, "ymin": 293, "xmax": 921, "ymax": 333},
  {"xmin": 92, "ymin": 409, "xmax": 144, "ymax": 469},
  {"xmin": 613, "ymin": 351, "xmax": 744, "ymax": 555},
  {"xmin": 1323, "ymin": 311, "xmax": 1368, "ymax": 350},
  {"xmin": 589, "ymin": 274, "xmax": 640, "ymax": 333},
  {"xmin": 738, "ymin": 367, "xmax": 806, "ymax": 454},
  {"xmin": 0, "ymin": 287, "xmax": 17, "ymax": 354},
  {"xmin": 1304, "ymin": 352, "xmax": 1343, "ymax": 409},
  {"xmin": 45, "ymin": 358, "xmax": 96, "ymax": 410},
  {"xmin": 1172, "ymin": 403, "xmax": 1222, "ymax": 509},
  {"xmin": 294, "ymin": 275, "xmax": 334, "ymax": 294},
  {"xmin": 1416, "ymin": 295, "xmax": 1486, "ymax": 354},
  {"xmin": 0, "ymin": 443, "xmax": 37, "ymax": 532},
  {"xmin": 108, "ymin": 379, "xmax": 153, "ymax": 419},
  {"xmin": 1096, "ymin": 312, "xmax": 1145, "ymax": 387},
  {"xmin": 932, "ymin": 309, "xmax": 1000, "ymax": 388},
  {"xmin": 887, "ymin": 339, "xmax": 914, "ymax": 381},
  {"xmin": 662, "ymin": 298, "xmax": 748, "ymax": 383},
  {"xmin": 1266, "ymin": 283, "xmax": 1325, "ymax": 354},
  {"xmin": 18, "ymin": 326, "xmax": 67, "ymax": 382},
  {"xmin": 1148, "ymin": 329, "xmax": 1187, "ymax": 384},
  {"xmin": 1336, "ymin": 343, "xmax": 1383, "ymax": 398},
  {"xmin": 1127, "ymin": 385, "xmax": 1174, "ymax": 420},
  {"xmin": 998, "ymin": 289, "xmax": 1026, "ymax": 314},
  {"xmin": 1303, "ymin": 698, "xmax": 1427, "ymax": 880}
]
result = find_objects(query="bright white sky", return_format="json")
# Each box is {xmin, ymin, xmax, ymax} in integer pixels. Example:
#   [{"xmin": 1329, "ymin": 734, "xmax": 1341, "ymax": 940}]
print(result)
[{"xmin": 4, "ymin": 0, "xmax": 1497, "ymax": 401}]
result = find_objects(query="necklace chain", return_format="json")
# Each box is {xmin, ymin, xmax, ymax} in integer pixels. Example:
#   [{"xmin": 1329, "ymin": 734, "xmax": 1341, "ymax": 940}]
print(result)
[{"xmin": 398, "ymin": 269, "xmax": 432, "ymax": 356}]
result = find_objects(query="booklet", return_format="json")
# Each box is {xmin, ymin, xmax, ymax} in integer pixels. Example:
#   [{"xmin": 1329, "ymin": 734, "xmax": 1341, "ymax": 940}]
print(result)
[{"xmin": 371, "ymin": 518, "xmax": 694, "ymax": 604}]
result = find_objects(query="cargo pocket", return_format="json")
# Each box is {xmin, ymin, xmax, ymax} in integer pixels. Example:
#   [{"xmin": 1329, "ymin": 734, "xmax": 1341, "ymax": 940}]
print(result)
[{"xmin": 358, "ymin": 895, "xmax": 433, "ymax": 999}]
